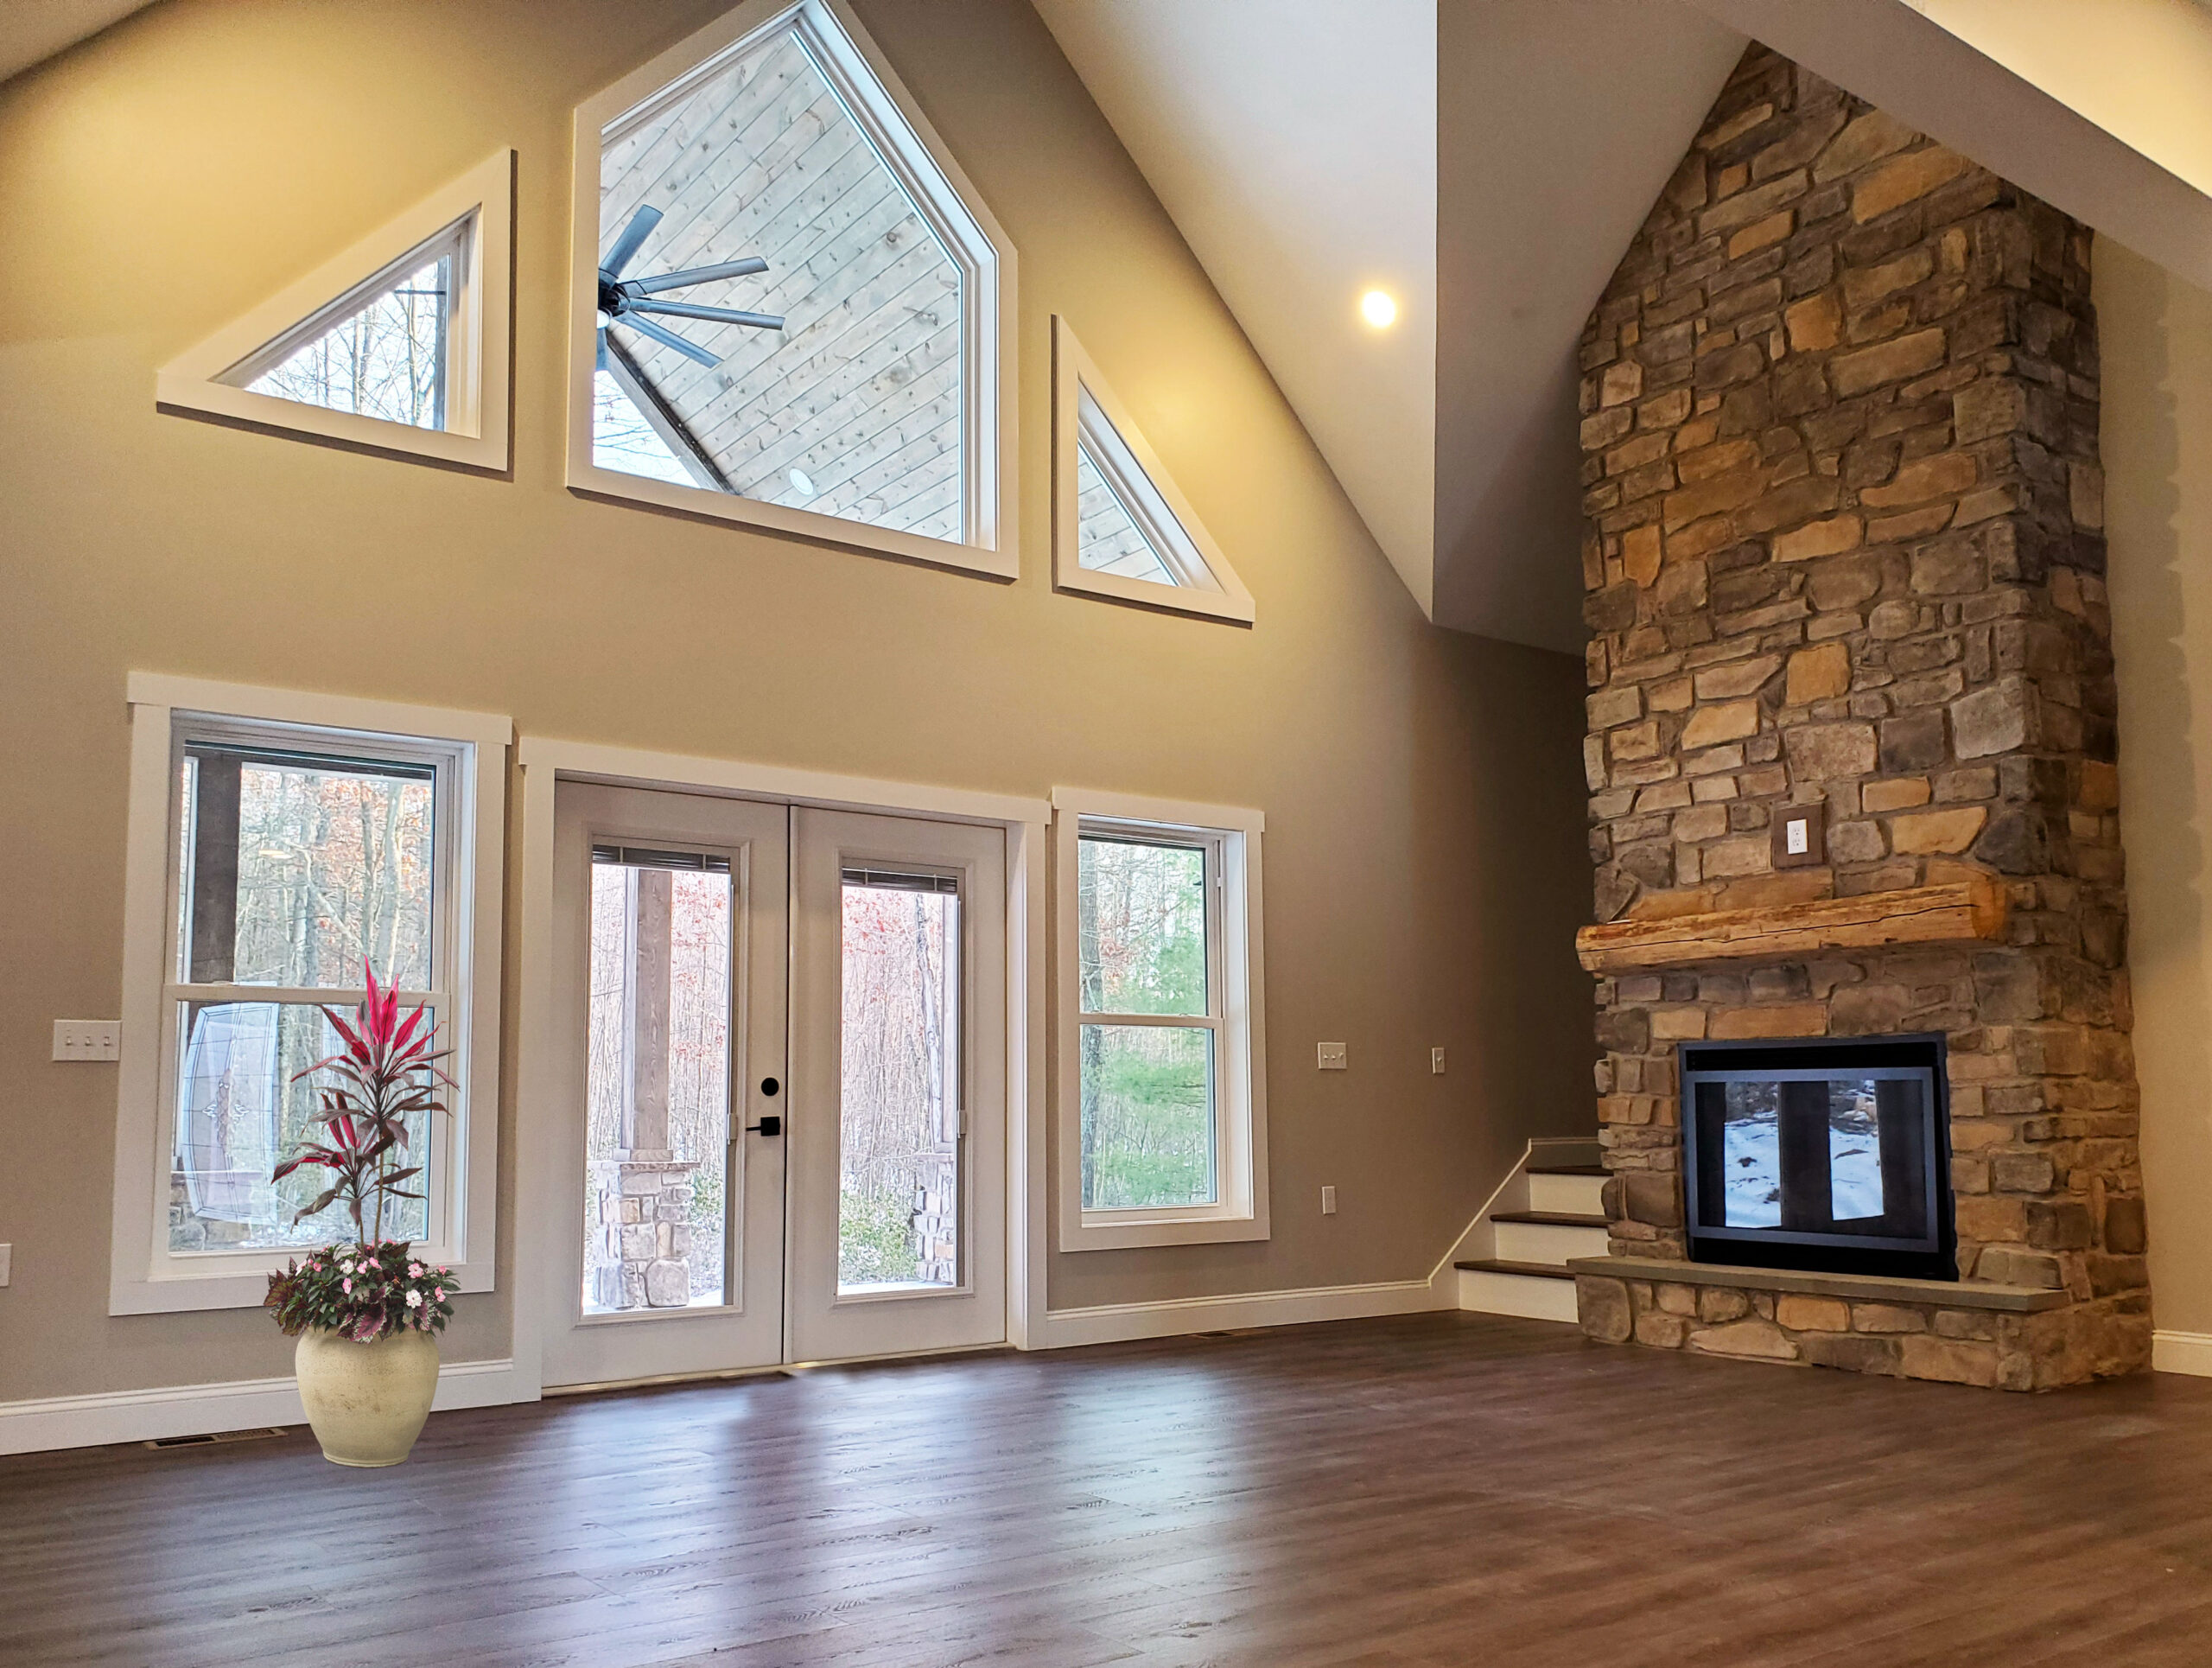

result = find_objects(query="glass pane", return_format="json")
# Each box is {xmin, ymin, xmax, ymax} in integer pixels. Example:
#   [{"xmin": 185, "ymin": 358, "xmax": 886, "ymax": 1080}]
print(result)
[
  {"xmin": 838, "ymin": 879, "xmax": 960, "ymax": 1292},
  {"xmin": 1075, "ymin": 443, "xmax": 1176, "ymax": 584},
  {"xmin": 1718, "ymin": 1077, "xmax": 1904, "ymax": 1232},
  {"xmin": 1077, "ymin": 836, "xmax": 1209, "ymax": 1016},
  {"xmin": 1719, "ymin": 1082, "xmax": 1783, "ymax": 1229},
  {"xmin": 595, "ymin": 22, "xmax": 965, "ymax": 540},
  {"xmin": 592, "ymin": 367, "xmax": 699, "ymax": 487},
  {"xmin": 169, "ymin": 1000, "xmax": 432, "ymax": 1251},
  {"xmin": 582, "ymin": 862, "xmax": 734, "ymax": 1313},
  {"xmin": 178, "ymin": 744, "xmax": 435, "ymax": 991},
  {"xmin": 1080, "ymin": 1023, "xmax": 1216, "ymax": 1210},
  {"xmin": 240, "ymin": 253, "xmax": 452, "ymax": 430}
]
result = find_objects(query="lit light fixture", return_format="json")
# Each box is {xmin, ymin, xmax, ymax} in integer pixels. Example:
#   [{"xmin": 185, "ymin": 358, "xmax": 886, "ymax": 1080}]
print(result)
[
  {"xmin": 788, "ymin": 466, "xmax": 817, "ymax": 498},
  {"xmin": 1359, "ymin": 290, "xmax": 1397, "ymax": 328}
]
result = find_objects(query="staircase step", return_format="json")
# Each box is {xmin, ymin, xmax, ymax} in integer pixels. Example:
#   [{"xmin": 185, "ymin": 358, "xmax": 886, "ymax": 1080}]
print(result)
[
  {"xmin": 1527, "ymin": 1168, "xmax": 1608, "ymax": 1214},
  {"xmin": 1457, "ymin": 1263, "xmax": 1581, "ymax": 1324},
  {"xmin": 1491, "ymin": 1210, "xmax": 1608, "ymax": 1227},
  {"xmin": 1454, "ymin": 1258, "xmax": 1574, "ymax": 1280}
]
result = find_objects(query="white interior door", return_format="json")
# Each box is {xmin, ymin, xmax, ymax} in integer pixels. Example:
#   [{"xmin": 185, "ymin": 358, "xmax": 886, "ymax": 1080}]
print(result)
[
  {"xmin": 541, "ymin": 781, "xmax": 788, "ymax": 1390},
  {"xmin": 786, "ymin": 808, "xmax": 1007, "ymax": 1363}
]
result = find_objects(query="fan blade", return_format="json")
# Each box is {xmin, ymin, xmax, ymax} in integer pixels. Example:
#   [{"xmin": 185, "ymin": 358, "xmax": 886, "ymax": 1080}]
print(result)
[
  {"xmin": 601, "ymin": 205, "xmax": 662, "ymax": 280},
  {"xmin": 624, "ymin": 256, "xmax": 770, "ymax": 296},
  {"xmin": 628, "ymin": 298, "xmax": 785, "ymax": 331},
  {"xmin": 596, "ymin": 328, "xmax": 609, "ymax": 373},
  {"xmin": 619, "ymin": 312, "xmax": 721, "ymax": 367}
]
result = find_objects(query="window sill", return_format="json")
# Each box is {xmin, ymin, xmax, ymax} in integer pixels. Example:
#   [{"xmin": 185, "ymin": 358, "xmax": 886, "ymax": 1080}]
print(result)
[
  {"xmin": 1060, "ymin": 1209, "xmax": 1269, "ymax": 1254},
  {"xmin": 110, "ymin": 1258, "xmax": 494, "ymax": 1316},
  {"xmin": 566, "ymin": 461, "xmax": 1018, "ymax": 580}
]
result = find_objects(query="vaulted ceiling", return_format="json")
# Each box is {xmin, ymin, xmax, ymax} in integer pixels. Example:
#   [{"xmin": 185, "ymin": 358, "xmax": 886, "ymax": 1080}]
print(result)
[
  {"xmin": 1038, "ymin": 0, "xmax": 2212, "ymax": 650},
  {"xmin": 14, "ymin": 1, "xmax": 2212, "ymax": 651}
]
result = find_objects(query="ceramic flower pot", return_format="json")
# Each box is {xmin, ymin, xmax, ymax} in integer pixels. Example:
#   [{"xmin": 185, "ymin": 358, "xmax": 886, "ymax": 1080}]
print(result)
[{"xmin": 295, "ymin": 1326, "xmax": 440, "ymax": 1467}]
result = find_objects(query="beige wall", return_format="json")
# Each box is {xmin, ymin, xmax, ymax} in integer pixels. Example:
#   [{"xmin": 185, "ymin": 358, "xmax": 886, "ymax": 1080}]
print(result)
[
  {"xmin": 0, "ymin": 0, "xmax": 1592, "ymax": 1402},
  {"xmin": 2101, "ymin": 239, "xmax": 2212, "ymax": 1345}
]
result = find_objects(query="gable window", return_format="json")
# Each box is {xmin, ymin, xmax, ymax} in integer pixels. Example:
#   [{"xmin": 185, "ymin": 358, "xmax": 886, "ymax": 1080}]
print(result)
[
  {"xmin": 1052, "ymin": 317, "xmax": 1255, "ymax": 622},
  {"xmin": 1054, "ymin": 790, "xmax": 1268, "ymax": 1250},
  {"xmin": 111, "ymin": 676, "xmax": 508, "ymax": 1314},
  {"xmin": 221, "ymin": 225, "xmax": 464, "ymax": 431},
  {"xmin": 569, "ymin": 0, "xmax": 1017, "ymax": 577},
  {"xmin": 155, "ymin": 150, "xmax": 514, "ymax": 474}
]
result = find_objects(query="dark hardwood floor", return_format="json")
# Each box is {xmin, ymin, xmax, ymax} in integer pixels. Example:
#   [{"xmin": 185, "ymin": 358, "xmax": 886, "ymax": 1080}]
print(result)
[{"xmin": 9, "ymin": 1312, "xmax": 2212, "ymax": 1666}]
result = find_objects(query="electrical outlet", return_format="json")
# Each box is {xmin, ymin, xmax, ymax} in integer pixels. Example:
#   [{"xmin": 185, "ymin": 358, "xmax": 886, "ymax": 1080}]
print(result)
[
  {"xmin": 52, "ymin": 1021, "xmax": 121, "ymax": 1062},
  {"xmin": 1320, "ymin": 1186, "xmax": 1338, "ymax": 1216},
  {"xmin": 1431, "ymin": 1047, "xmax": 1446, "ymax": 1074},
  {"xmin": 1317, "ymin": 1041, "xmax": 1347, "ymax": 1071}
]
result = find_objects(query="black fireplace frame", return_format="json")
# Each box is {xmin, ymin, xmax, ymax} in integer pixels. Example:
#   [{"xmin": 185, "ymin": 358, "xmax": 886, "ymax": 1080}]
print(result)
[{"xmin": 1679, "ymin": 1032, "xmax": 1956, "ymax": 1282}]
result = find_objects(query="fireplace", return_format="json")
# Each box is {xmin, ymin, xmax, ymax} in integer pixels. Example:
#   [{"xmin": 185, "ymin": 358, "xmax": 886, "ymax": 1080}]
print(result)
[
  {"xmin": 1564, "ymin": 43, "xmax": 2152, "ymax": 1387},
  {"xmin": 1681, "ymin": 1035, "xmax": 1955, "ymax": 1282}
]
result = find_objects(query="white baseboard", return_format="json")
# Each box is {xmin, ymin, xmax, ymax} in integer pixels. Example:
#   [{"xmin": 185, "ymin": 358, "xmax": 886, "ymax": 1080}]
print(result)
[
  {"xmin": 1033, "ymin": 1278, "xmax": 1447, "ymax": 1349},
  {"xmin": 2153, "ymin": 1329, "xmax": 2212, "ymax": 1377},
  {"xmin": 0, "ymin": 1357, "xmax": 524, "ymax": 1457}
]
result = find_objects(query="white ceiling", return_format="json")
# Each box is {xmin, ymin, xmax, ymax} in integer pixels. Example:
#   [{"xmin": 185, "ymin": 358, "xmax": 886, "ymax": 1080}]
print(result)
[
  {"xmin": 1032, "ymin": 1, "xmax": 1443, "ymax": 614},
  {"xmin": 1040, "ymin": 0, "xmax": 2212, "ymax": 650},
  {"xmin": 0, "ymin": 0, "xmax": 156, "ymax": 85}
]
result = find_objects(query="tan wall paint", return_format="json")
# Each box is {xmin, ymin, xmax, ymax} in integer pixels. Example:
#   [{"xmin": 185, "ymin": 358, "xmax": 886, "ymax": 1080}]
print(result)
[
  {"xmin": 2101, "ymin": 239, "xmax": 2212, "ymax": 1344},
  {"xmin": 0, "ymin": 0, "xmax": 1592, "ymax": 1401}
]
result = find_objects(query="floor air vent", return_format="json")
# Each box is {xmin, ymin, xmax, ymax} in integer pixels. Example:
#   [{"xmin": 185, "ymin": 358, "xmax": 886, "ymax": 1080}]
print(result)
[{"xmin": 143, "ymin": 1427, "xmax": 289, "ymax": 1450}]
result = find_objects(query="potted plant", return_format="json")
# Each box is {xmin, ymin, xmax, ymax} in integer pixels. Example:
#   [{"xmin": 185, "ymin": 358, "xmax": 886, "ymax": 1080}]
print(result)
[{"xmin": 263, "ymin": 964, "xmax": 461, "ymax": 1467}]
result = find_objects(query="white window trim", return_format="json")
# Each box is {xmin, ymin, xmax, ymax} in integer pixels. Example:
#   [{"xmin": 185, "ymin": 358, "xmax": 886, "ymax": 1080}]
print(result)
[
  {"xmin": 1052, "ymin": 316, "xmax": 1255, "ymax": 624},
  {"xmin": 564, "ymin": 0, "xmax": 1019, "ymax": 581},
  {"xmin": 1052, "ymin": 787, "xmax": 1268, "ymax": 1251},
  {"xmin": 109, "ymin": 674, "xmax": 511, "ymax": 1315},
  {"xmin": 155, "ymin": 150, "xmax": 515, "ymax": 474}
]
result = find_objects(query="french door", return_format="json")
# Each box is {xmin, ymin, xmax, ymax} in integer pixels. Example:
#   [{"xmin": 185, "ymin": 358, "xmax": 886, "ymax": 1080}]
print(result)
[{"xmin": 541, "ymin": 782, "xmax": 1005, "ymax": 1390}]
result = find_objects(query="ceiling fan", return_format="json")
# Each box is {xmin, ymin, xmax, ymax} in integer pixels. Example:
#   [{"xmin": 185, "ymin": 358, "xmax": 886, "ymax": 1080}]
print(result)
[{"xmin": 596, "ymin": 204, "xmax": 784, "ymax": 371}]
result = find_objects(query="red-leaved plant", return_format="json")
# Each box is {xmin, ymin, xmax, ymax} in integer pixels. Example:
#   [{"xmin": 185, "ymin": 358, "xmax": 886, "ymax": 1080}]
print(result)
[{"xmin": 264, "ymin": 963, "xmax": 460, "ymax": 1341}]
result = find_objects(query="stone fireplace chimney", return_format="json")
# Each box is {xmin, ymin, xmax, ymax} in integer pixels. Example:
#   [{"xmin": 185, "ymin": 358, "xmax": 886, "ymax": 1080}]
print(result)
[{"xmin": 1570, "ymin": 45, "xmax": 2147, "ymax": 1390}]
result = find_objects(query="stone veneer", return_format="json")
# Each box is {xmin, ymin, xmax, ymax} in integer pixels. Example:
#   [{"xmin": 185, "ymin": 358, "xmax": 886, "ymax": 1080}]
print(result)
[{"xmin": 1572, "ymin": 46, "xmax": 2148, "ymax": 1389}]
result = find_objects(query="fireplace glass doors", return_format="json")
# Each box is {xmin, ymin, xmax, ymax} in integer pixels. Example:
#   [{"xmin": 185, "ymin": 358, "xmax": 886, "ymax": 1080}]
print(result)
[{"xmin": 1681, "ymin": 1034, "xmax": 1955, "ymax": 1280}]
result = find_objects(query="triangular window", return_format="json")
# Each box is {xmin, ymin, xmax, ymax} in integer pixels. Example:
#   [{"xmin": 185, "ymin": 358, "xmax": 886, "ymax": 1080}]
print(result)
[
  {"xmin": 1074, "ymin": 438, "xmax": 1177, "ymax": 586},
  {"xmin": 1053, "ymin": 318, "xmax": 1254, "ymax": 623},
  {"xmin": 569, "ymin": 0, "xmax": 1013, "ymax": 577},
  {"xmin": 221, "ymin": 224, "xmax": 464, "ymax": 430},
  {"xmin": 156, "ymin": 150, "xmax": 514, "ymax": 472}
]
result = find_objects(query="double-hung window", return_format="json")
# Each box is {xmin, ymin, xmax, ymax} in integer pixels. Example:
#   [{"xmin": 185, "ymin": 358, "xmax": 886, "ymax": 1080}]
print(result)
[
  {"xmin": 111, "ymin": 675, "xmax": 507, "ymax": 1314},
  {"xmin": 1054, "ymin": 790, "xmax": 1267, "ymax": 1250}
]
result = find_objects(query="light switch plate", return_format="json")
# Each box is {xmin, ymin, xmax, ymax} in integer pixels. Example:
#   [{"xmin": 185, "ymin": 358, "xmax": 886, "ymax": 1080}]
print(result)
[
  {"xmin": 0, "ymin": 1245, "xmax": 11, "ymax": 1286},
  {"xmin": 1431, "ymin": 1047, "xmax": 1446, "ymax": 1074},
  {"xmin": 53, "ymin": 1021, "xmax": 121, "ymax": 1061},
  {"xmin": 1317, "ymin": 1041, "xmax": 1347, "ymax": 1071},
  {"xmin": 1320, "ymin": 1186, "xmax": 1338, "ymax": 1216}
]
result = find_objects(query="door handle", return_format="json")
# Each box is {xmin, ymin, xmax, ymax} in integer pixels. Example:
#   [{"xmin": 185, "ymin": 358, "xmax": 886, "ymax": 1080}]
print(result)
[{"xmin": 746, "ymin": 1115, "xmax": 782, "ymax": 1137}]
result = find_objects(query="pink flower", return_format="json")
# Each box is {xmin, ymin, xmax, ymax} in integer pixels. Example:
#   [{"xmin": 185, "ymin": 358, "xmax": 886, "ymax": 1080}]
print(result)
[
  {"xmin": 408, "ymin": 1264, "xmax": 423, "ymax": 1278},
  {"xmin": 342, "ymin": 1278, "xmax": 353, "ymax": 1294}
]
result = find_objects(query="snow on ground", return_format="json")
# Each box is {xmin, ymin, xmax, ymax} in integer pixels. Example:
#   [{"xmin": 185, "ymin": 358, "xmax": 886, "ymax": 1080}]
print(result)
[{"xmin": 1720, "ymin": 1084, "xmax": 1886, "ymax": 1228}]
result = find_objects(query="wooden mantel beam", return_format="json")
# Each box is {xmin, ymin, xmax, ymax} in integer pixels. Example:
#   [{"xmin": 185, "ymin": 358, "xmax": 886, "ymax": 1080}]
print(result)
[{"xmin": 1574, "ymin": 875, "xmax": 2009, "ymax": 975}]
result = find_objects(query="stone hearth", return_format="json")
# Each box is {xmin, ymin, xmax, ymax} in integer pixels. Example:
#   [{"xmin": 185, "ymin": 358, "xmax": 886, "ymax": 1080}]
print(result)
[{"xmin": 1571, "ymin": 45, "xmax": 2148, "ymax": 1390}]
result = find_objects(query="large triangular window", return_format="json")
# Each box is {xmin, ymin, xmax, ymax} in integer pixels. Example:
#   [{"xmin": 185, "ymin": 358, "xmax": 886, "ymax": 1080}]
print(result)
[
  {"xmin": 1053, "ymin": 317, "xmax": 1254, "ymax": 623},
  {"xmin": 569, "ymin": 0, "xmax": 1014, "ymax": 578},
  {"xmin": 156, "ymin": 150, "xmax": 513, "ymax": 472}
]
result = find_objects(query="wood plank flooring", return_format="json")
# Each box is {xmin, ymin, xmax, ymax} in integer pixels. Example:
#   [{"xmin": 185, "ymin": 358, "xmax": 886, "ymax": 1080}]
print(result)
[{"xmin": 9, "ymin": 1312, "xmax": 2212, "ymax": 1666}]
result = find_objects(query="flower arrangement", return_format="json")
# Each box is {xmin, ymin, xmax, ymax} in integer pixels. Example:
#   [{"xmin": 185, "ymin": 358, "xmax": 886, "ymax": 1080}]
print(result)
[
  {"xmin": 263, "ymin": 962, "xmax": 460, "ymax": 1342},
  {"xmin": 266, "ymin": 1241, "xmax": 458, "ymax": 1341}
]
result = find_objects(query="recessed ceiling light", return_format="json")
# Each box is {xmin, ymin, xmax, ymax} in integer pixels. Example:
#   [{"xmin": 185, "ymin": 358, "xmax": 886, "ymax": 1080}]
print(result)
[
  {"xmin": 789, "ymin": 467, "xmax": 817, "ymax": 498},
  {"xmin": 1359, "ymin": 290, "xmax": 1397, "ymax": 328}
]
